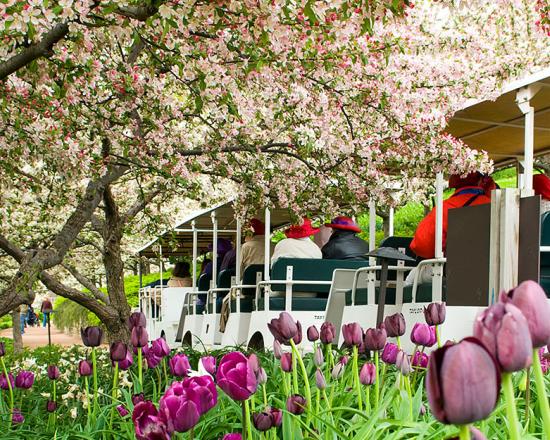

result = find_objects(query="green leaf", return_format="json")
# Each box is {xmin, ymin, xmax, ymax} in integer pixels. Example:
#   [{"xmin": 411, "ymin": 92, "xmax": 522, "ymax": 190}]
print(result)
[{"xmin": 303, "ymin": 1, "xmax": 317, "ymax": 25}]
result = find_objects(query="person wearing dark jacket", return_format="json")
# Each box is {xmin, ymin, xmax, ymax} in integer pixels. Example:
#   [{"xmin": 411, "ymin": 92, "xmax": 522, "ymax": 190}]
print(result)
[{"xmin": 322, "ymin": 216, "xmax": 369, "ymax": 260}]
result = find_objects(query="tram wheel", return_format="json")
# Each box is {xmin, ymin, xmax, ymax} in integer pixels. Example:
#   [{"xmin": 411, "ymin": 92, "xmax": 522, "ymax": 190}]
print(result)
[
  {"xmin": 182, "ymin": 331, "xmax": 192, "ymax": 347},
  {"xmin": 247, "ymin": 332, "xmax": 265, "ymax": 352}
]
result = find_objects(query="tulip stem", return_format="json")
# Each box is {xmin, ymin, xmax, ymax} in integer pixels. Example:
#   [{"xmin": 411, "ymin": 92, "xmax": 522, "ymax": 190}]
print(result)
[
  {"xmin": 352, "ymin": 346, "xmax": 363, "ymax": 411},
  {"xmin": 0, "ymin": 357, "xmax": 13, "ymax": 427},
  {"xmin": 263, "ymin": 383, "xmax": 268, "ymax": 407},
  {"xmin": 404, "ymin": 375, "xmax": 413, "ymax": 421},
  {"xmin": 435, "ymin": 325, "xmax": 441, "ymax": 348},
  {"xmin": 396, "ymin": 336, "xmax": 401, "ymax": 349},
  {"xmin": 325, "ymin": 343, "xmax": 333, "ymax": 377},
  {"xmin": 502, "ymin": 372, "xmax": 521, "ymax": 440},
  {"xmin": 109, "ymin": 363, "xmax": 119, "ymax": 431},
  {"xmin": 243, "ymin": 399, "xmax": 253, "ymax": 440},
  {"xmin": 290, "ymin": 340, "xmax": 312, "ymax": 419},
  {"xmin": 137, "ymin": 347, "xmax": 143, "ymax": 392},
  {"xmin": 92, "ymin": 347, "xmax": 98, "ymax": 418},
  {"xmin": 163, "ymin": 357, "xmax": 168, "ymax": 391},
  {"xmin": 458, "ymin": 425, "xmax": 470, "ymax": 440},
  {"xmin": 84, "ymin": 376, "xmax": 91, "ymax": 427},
  {"xmin": 532, "ymin": 348, "xmax": 550, "ymax": 438},
  {"xmin": 374, "ymin": 351, "xmax": 379, "ymax": 410},
  {"xmin": 291, "ymin": 352, "xmax": 299, "ymax": 394}
]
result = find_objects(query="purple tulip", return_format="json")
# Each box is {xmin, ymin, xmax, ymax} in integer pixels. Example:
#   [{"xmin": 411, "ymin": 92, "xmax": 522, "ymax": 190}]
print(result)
[
  {"xmin": 501, "ymin": 280, "xmax": 550, "ymax": 347},
  {"xmin": 158, "ymin": 376, "xmax": 217, "ymax": 433},
  {"xmin": 252, "ymin": 412, "xmax": 273, "ymax": 431},
  {"xmin": 110, "ymin": 341, "xmax": 128, "ymax": 362},
  {"xmin": 339, "ymin": 355, "xmax": 350, "ymax": 365},
  {"xmin": 384, "ymin": 313, "xmax": 406, "ymax": 337},
  {"xmin": 286, "ymin": 394, "xmax": 307, "ymax": 415},
  {"xmin": 131, "ymin": 326, "xmax": 149, "ymax": 348},
  {"xmin": 342, "ymin": 322, "xmax": 363, "ymax": 346},
  {"xmin": 216, "ymin": 352, "xmax": 258, "ymax": 401},
  {"xmin": 320, "ymin": 322, "xmax": 336, "ymax": 344},
  {"xmin": 47, "ymin": 365, "xmax": 60, "ymax": 380},
  {"xmin": 201, "ymin": 356, "xmax": 217, "ymax": 375},
  {"xmin": 267, "ymin": 312, "xmax": 299, "ymax": 345},
  {"xmin": 359, "ymin": 363, "xmax": 376, "ymax": 385},
  {"xmin": 117, "ymin": 404, "xmax": 130, "ymax": 417},
  {"xmin": 474, "ymin": 302, "xmax": 532, "ymax": 372},
  {"xmin": 169, "ymin": 354, "xmax": 191, "ymax": 377},
  {"xmin": 315, "ymin": 369, "xmax": 327, "ymax": 389},
  {"xmin": 307, "ymin": 325, "xmax": 319, "ymax": 342},
  {"xmin": 256, "ymin": 367, "xmax": 267, "ymax": 385},
  {"xmin": 12, "ymin": 408, "xmax": 24, "ymax": 424},
  {"xmin": 78, "ymin": 360, "xmax": 92, "ymax": 376},
  {"xmin": 424, "ymin": 302, "xmax": 446, "ymax": 326},
  {"xmin": 222, "ymin": 434, "xmax": 242, "ymax": 440},
  {"xmin": 151, "ymin": 338, "xmax": 170, "ymax": 358},
  {"xmin": 80, "ymin": 326, "xmax": 103, "ymax": 347},
  {"xmin": 0, "ymin": 341, "xmax": 5, "ymax": 357},
  {"xmin": 426, "ymin": 337, "xmax": 500, "ymax": 425},
  {"xmin": 118, "ymin": 349, "xmax": 134, "ymax": 371},
  {"xmin": 0, "ymin": 372, "xmax": 14, "ymax": 390},
  {"xmin": 273, "ymin": 340, "xmax": 283, "ymax": 359},
  {"xmin": 132, "ymin": 401, "xmax": 170, "ymax": 440},
  {"xmin": 129, "ymin": 312, "xmax": 147, "ymax": 330},
  {"xmin": 292, "ymin": 321, "xmax": 303, "ymax": 345},
  {"xmin": 145, "ymin": 351, "xmax": 162, "ymax": 369},
  {"xmin": 15, "ymin": 371, "xmax": 34, "ymax": 389},
  {"xmin": 396, "ymin": 350, "xmax": 412, "ymax": 376},
  {"xmin": 248, "ymin": 354, "xmax": 260, "ymax": 374},
  {"xmin": 280, "ymin": 352, "xmax": 293, "ymax": 372},
  {"xmin": 132, "ymin": 393, "xmax": 145, "ymax": 405},
  {"xmin": 46, "ymin": 400, "xmax": 57, "ymax": 412},
  {"xmin": 381, "ymin": 343, "xmax": 399, "ymax": 364},
  {"xmin": 331, "ymin": 361, "xmax": 345, "ymax": 379},
  {"xmin": 364, "ymin": 326, "xmax": 387, "ymax": 351},
  {"xmin": 313, "ymin": 345, "xmax": 324, "ymax": 367},
  {"xmin": 268, "ymin": 407, "xmax": 282, "ymax": 427},
  {"xmin": 410, "ymin": 323, "xmax": 436, "ymax": 347},
  {"xmin": 412, "ymin": 351, "xmax": 429, "ymax": 368}
]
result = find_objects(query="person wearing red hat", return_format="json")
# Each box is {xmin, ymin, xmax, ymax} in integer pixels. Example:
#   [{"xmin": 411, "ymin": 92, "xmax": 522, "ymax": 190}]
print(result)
[
  {"xmin": 410, "ymin": 172, "xmax": 491, "ymax": 260},
  {"xmin": 239, "ymin": 218, "xmax": 271, "ymax": 277},
  {"xmin": 533, "ymin": 173, "xmax": 550, "ymax": 212},
  {"xmin": 322, "ymin": 216, "xmax": 370, "ymax": 260},
  {"xmin": 271, "ymin": 218, "xmax": 322, "ymax": 266}
]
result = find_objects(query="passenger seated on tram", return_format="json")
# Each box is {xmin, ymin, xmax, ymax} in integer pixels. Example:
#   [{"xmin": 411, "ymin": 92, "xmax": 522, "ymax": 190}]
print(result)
[
  {"xmin": 533, "ymin": 173, "xmax": 550, "ymax": 212},
  {"xmin": 199, "ymin": 257, "xmax": 212, "ymax": 275},
  {"xmin": 220, "ymin": 247, "xmax": 236, "ymax": 272},
  {"xmin": 271, "ymin": 218, "xmax": 322, "ymax": 266},
  {"xmin": 167, "ymin": 261, "xmax": 192, "ymax": 287},
  {"xmin": 239, "ymin": 218, "xmax": 271, "ymax": 277},
  {"xmin": 202, "ymin": 238, "xmax": 234, "ymax": 276},
  {"xmin": 321, "ymin": 216, "xmax": 369, "ymax": 260}
]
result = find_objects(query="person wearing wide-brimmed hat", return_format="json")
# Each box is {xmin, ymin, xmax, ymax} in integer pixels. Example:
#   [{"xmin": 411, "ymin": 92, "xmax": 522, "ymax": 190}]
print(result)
[
  {"xmin": 271, "ymin": 218, "xmax": 322, "ymax": 266},
  {"xmin": 321, "ymin": 216, "xmax": 369, "ymax": 260}
]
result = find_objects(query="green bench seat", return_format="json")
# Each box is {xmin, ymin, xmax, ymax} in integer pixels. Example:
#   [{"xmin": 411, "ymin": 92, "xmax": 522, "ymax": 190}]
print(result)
[
  {"xmin": 230, "ymin": 298, "xmax": 254, "ymax": 313},
  {"xmin": 344, "ymin": 283, "xmax": 447, "ymax": 306}
]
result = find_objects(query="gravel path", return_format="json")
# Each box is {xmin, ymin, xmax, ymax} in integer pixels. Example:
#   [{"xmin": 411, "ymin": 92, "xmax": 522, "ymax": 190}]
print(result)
[{"xmin": 0, "ymin": 324, "xmax": 82, "ymax": 348}]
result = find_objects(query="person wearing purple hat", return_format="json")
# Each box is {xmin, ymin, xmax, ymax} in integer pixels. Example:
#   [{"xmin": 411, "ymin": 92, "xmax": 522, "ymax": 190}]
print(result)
[
  {"xmin": 321, "ymin": 216, "xmax": 369, "ymax": 260},
  {"xmin": 203, "ymin": 238, "xmax": 234, "ymax": 277}
]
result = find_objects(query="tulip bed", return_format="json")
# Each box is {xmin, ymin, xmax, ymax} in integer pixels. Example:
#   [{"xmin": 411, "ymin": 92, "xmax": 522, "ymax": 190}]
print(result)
[{"xmin": 0, "ymin": 281, "xmax": 550, "ymax": 439}]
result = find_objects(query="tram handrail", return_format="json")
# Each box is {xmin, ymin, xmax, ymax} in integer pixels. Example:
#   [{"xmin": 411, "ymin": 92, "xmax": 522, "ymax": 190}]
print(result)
[
  {"xmin": 255, "ymin": 280, "xmax": 333, "ymax": 312},
  {"xmin": 350, "ymin": 265, "xmax": 412, "ymax": 306},
  {"xmin": 540, "ymin": 246, "xmax": 550, "ymax": 252},
  {"xmin": 411, "ymin": 258, "xmax": 446, "ymax": 303}
]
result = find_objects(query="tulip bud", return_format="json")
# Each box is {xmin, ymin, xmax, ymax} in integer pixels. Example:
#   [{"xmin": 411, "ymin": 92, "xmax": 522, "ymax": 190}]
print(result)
[
  {"xmin": 117, "ymin": 404, "xmax": 129, "ymax": 417},
  {"xmin": 412, "ymin": 351, "xmax": 429, "ymax": 368},
  {"xmin": 280, "ymin": 352, "xmax": 293, "ymax": 372},
  {"xmin": 426, "ymin": 337, "xmax": 500, "ymax": 425},
  {"xmin": 320, "ymin": 322, "xmax": 336, "ymax": 344},
  {"xmin": 248, "ymin": 354, "xmax": 260, "ymax": 374},
  {"xmin": 78, "ymin": 360, "xmax": 92, "ymax": 377},
  {"xmin": 268, "ymin": 407, "xmax": 282, "ymax": 427},
  {"xmin": 47, "ymin": 365, "xmax": 60, "ymax": 380},
  {"xmin": 12, "ymin": 408, "xmax": 24, "ymax": 424},
  {"xmin": 118, "ymin": 350, "xmax": 133, "ymax": 371},
  {"xmin": 315, "ymin": 369, "xmax": 326, "ymax": 389},
  {"xmin": 364, "ymin": 326, "xmax": 387, "ymax": 351},
  {"xmin": 292, "ymin": 321, "xmax": 303, "ymax": 345},
  {"xmin": 222, "ymin": 434, "xmax": 242, "ymax": 440},
  {"xmin": 256, "ymin": 367, "xmax": 267, "ymax": 385},
  {"xmin": 384, "ymin": 313, "xmax": 406, "ymax": 337},
  {"xmin": 381, "ymin": 343, "xmax": 399, "ymax": 364},
  {"xmin": 307, "ymin": 325, "xmax": 319, "ymax": 342},
  {"xmin": 216, "ymin": 351, "xmax": 258, "ymax": 401},
  {"xmin": 0, "ymin": 341, "xmax": 5, "ymax": 357},
  {"xmin": 410, "ymin": 323, "xmax": 436, "ymax": 347},
  {"xmin": 313, "ymin": 345, "xmax": 324, "ymax": 367},
  {"xmin": 331, "ymin": 361, "xmax": 345, "ymax": 379},
  {"xmin": 286, "ymin": 394, "xmax": 306, "ymax": 415},
  {"xmin": 424, "ymin": 302, "xmax": 446, "ymax": 326},
  {"xmin": 131, "ymin": 326, "xmax": 148, "ymax": 348},
  {"xmin": 267, "ymin": 312, "xmax": 299, "ymax": 345},
  {"xmin": 501, "ymin": 280, "xmax": 550, "ymax": 347},
  {"xmin": 396, "ymin": 350, "xmax": 412, "ymax": 376},
  {"xmin": 359, "ymin": 362, "xmax": 376, "ymax": 385},
  {"xmin": 339, "ymin": 355, "xmax": 350, "ymax": 365},
  {"xmin": 110, "ymin": 341, "xmax": 128, "ymax": 362},
  {"xmin": 46, "ymin": 400, "xmax": 57, "ymax": 412},
  {"xmin": 252, "ymin": 412, "xmax": 273, "ymax": 431},
  {"xmin": 474, "ymin": 302, "xmax": 532, "ymax": 372},
  {"xmin": 151, "ymin": 337, "xmax": 170, "ymax": 358},
  {"xmin": 273, "ymin": 340, "xmax": 283, "ymax": 359},
  {"xmin": 15, "ymin": 371, "xmax": 34, "ymax": 389},
  {"xmin": 145, "ymin": 351, "xmax": 162, "ymax": 369},
  {"xmin": 0, "ymin": 372, "xmax": 14, "ymax": 390},
  {"xmin": 342, "ymin": 322, "xmax": 363, "ymax": 346},
  {"xmin": 80, "ymin": 326, "xmax": 103, "ymax": 347},
  {"xmin": 132, "ymin": 393, "xmax": 145, "ymax": 405},
  {"xmin": 128, "ymin": 312, "xmax": 147, "ymax": 330},
  {"xmin": 169, "ymin": 354, "xmax": 191, "ymax": 377},
  {"xmin": 201, "ymin": 356, "xmax": 217, "ymax": 376}
]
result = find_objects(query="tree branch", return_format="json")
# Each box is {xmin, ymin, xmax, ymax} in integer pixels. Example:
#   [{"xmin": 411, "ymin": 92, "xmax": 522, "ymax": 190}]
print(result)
[
  {"xmin": 61, "ymin": 263, "xmax": 110, "ymax": 304},
  {"xmin": 121, "ymin": 188, "xmax": 162, "ymax": 225}
]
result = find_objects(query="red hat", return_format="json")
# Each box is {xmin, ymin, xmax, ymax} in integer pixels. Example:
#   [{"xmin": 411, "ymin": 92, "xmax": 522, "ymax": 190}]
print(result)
[
  {"xmin": 448, "ymin": 172, "xmax": 483, "ymax": 189},
  {"xmin": 284, "ymin": 218, "xmax": 320, "ymax": 239},
  {"xmin": 533, "ymin": 174, "xmax": 550, "ymax": 201},
  {"xmin": 324, "ymin": 216, "xmax": 361, "ymax": 233},
  {"xmin": 249, "ymin": 218, "xmax": 265, "ymax": 235}
]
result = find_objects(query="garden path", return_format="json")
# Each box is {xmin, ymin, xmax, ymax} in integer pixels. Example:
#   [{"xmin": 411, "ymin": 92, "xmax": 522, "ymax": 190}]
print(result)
[{"xmin": 0, "ymin": 324, "xmax": 82, "ymax": 348}]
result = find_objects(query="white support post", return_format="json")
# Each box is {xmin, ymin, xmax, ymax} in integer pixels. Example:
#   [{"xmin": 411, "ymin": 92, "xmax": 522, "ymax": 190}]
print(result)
[
  {"xmin": 264, "ymin": 207, "xmax": 271, "ymax": 282},
  {"xmin": 435, "ymin": 173, "xmax": 444, "ymax": 259},
  {"xmin": 235, "ymin": 218, "xmax": 242, "ymax": 282},
  {"xmin": 516, "ymin": 85, "xmax": 541, "ymax": 196},
  {"xmin": 211, "ymin": 212, "xmax": 218, "ymax": 289},
  {"xmin": 159, "ymin": 244, "xmax": 163, "ymax": 286},
  {"xmin": 388, "ymin": 207, "xmax": 394, "ymax": 237},
  {"xmin": 192, "ymin": 221, "xmax": 198, "ymax": 290}
]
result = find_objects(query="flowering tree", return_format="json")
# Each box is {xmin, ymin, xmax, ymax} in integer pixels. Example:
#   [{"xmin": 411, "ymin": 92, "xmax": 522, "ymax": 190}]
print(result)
[{"xmin": 0, "ymin": 0, "xmax": 547, "ymax": 338}]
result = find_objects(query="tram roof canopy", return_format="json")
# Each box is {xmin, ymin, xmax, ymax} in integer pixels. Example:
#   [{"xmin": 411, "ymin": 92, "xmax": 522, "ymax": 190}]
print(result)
[
  {"xmin": 447, "ymin": 68, "xmax": 550, "ymax": 166},
  {"xmin": 137, "ymin": 200, "xmax": 295, "ymax": 258}
]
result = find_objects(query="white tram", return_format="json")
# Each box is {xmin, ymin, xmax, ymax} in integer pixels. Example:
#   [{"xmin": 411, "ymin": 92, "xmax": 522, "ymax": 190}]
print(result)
[{"xmin": 137, "ymin": 68, "xmax": 550, "ymax": 352}]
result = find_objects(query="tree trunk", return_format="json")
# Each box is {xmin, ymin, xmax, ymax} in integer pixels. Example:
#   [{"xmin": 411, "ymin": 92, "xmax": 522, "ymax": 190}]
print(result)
[{"xmin": 11, "ymin": 310, "xmax": 23, "ymax": 354}]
